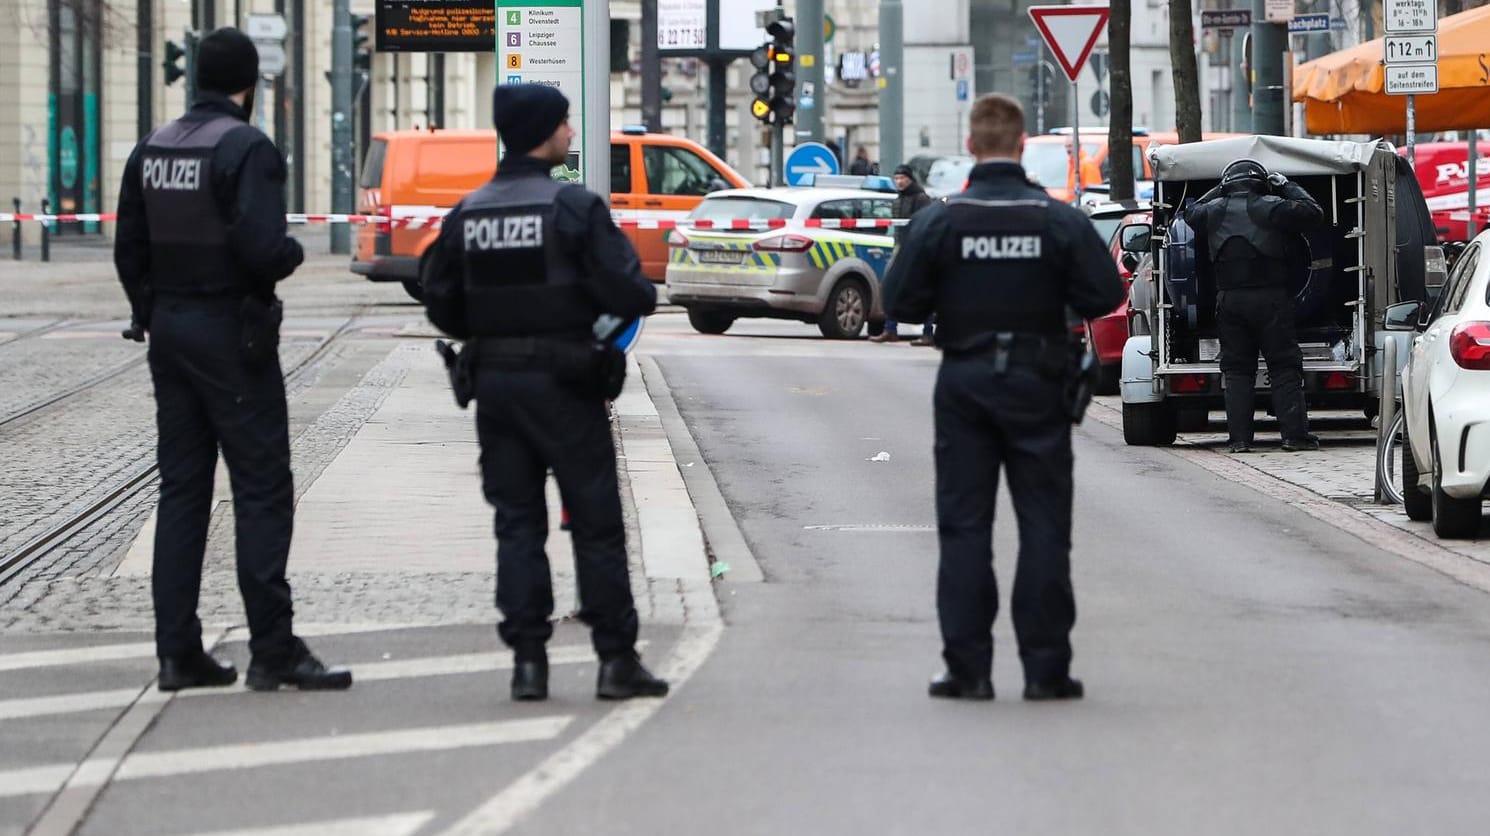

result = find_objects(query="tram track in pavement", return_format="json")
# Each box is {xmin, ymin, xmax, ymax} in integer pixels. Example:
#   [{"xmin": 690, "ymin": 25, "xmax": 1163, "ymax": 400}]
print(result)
[{"xmin": 0, "ymin": 315, "xmax": 363, "ymax": 586}]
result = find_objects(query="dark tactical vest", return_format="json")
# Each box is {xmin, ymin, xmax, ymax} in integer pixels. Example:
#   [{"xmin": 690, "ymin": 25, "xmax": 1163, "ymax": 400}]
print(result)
[
  {"xmin": 140, "ymin": 114, "xmax": 243, "ymax": 294},
  {"xmin": 1207, "ymin": 190, "xmax": 1290, "ymax": 290},
  {"xmin": 935, "ymin": 198, "xmax": 1065, "ymax": 344},
  {"xmin": 458, "ymin": 176, "xmax": 594, "ymax": 338}
]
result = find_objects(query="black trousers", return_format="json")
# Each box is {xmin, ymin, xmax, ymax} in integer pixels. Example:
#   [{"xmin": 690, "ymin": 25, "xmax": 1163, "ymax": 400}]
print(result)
[
  {"xmin": 933, "ymin": 354, "xmax": 1075, "ymax": 684},
  {"xmin": 474, "ymin": 368, "xmax": 638, "ymax": 661},
  {"xmin": 1215, "ymin": 287, "xmax": 1309, "ymax": 445},
  {"xmin": 147, "ymin": 297, "xmax": 295, "ymax": 664}
]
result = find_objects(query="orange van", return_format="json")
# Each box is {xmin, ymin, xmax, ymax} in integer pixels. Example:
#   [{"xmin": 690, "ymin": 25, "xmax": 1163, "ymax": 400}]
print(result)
[
  {"xmin": 1021, "ymin": 129, "xmax": 1242, "ymax": 202},
  {"xmin": 353, "ymin": 127, "xmax": 751, "ymax": 297}
]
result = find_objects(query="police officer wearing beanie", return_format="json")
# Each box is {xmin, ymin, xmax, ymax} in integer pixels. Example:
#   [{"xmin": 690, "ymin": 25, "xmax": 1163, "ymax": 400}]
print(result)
[
  {"xmin": 1183, "ymin": 159, "xmax": 1324, "ymax": 453},
  {"xmin": 422, "ymin": 84, "xmax": 666, "ymax": 702},
  {"xmin": 882, "ymin": 94, "xmax": 1124, "ymax": 702},
  {"xmin": 114, "ymin": 28, "xmax": 351, "ymax": 692}
]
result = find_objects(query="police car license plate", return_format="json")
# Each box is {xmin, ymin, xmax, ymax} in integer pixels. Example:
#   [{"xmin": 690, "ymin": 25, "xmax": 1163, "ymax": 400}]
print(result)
[{"xmin": 697, "ymin": 250, "xmax": 745, "ymax": 265}]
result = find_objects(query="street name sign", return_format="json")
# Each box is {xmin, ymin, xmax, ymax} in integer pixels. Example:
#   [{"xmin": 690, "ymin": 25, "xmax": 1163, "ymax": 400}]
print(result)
[
  {"xmin": 1200, "ymin": 9, "xmax": 1251, "ymax": 29},
  {"xmin": 1027, "ymin": 4, "xmax": 1110, "ymax": 82},
  {"xmin": 1288, "ymin": 13, "xmax": 1330, "ymax": 33},
  {"xmin": 1385, "ymin": 0, "xmax": 1437, "ymax": 33},
  {"xmin": 245, "ymin": 13, "xmax": 288, "ymax": 41},
  {"xmin": 1385, "ymin": 35, "xmax": 1437, "ymax": 65},
  {"xmin": 1386, "ymin": 64, "xmax": 1439, "ymax": 95},
  {"xmin": 784, "ymin": 142, "xmax": 839, "ymax": 187},
  {"xmin": 255, "ymin": 42, "xmax": 287, "ymax": 76}
]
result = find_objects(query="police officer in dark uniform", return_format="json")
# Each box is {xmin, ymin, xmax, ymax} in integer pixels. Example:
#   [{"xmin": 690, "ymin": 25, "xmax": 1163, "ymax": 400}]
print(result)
[
  {"xmin": 882, "ymin": 94, "xmax": 1124, "ymax": 702},
  {"xmin": 422, "ymin": 84, "xmax": 667, "ymax": 702},
  {"xmin": 1183, "ymin": 159, "xmax": 1324, "ymax": 453},
  {"xmin": 114, "ymin": 28, "xmax": 351, "ymax": 693}
]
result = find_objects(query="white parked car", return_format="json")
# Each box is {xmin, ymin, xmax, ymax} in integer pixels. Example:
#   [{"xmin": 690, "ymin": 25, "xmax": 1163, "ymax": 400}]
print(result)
[{"xmin": 1395, "ymin": 234, "xmax": 1490, "ymax": 538}]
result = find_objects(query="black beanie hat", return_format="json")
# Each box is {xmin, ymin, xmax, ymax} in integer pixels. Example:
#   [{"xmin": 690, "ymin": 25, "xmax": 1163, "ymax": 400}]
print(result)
[
  {"xmin": 492, "ymin": 84, "xmax": 570, "ymax": 156},
  {"xmin": 893, "ymin": 164, "xmax": 914, "ymax": 178},
  {"xmin": 196, "ymin": 28, "xmax": 259, "ymax": 95}
]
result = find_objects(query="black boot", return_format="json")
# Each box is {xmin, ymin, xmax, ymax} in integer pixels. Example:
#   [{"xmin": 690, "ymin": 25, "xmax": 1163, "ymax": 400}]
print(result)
[
  {"xmin": 246, "ymin": 640, "xmax": 353, "ymax": 692},
  {"xmin": 928, "ymin": 671, "xmax": 994, "ymax": 701},
  {"xmin": 596, "ymin": 654, "xmax": 669, "ymax": 700},
  {"xmin": 1023, "ymin": 676, "xmax": 1084, "ymax": 701},
  {"xmin": 511, "ymin": 656, "xmax": 549, "ymax": 701},
  {"xmin": 158, "ymin": 652, "xmax": 238, "ymax": 692},
  {"xmin": 1281, "ymin": 434, "xmax": 1320, "ymax": 452}
]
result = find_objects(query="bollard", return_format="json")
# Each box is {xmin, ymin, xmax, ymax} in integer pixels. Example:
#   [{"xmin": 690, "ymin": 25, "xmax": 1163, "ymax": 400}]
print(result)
[
  {"xmin": 11, "ymin": 197, "xmax": 19, "ymax": 261},
  {"xmin": 1375, "ymin": 337, "xmax": 1398, "ymax": 504},
  {"xmin": 40, "ymin": 198, "xmax": 50, "ymax": 263}
]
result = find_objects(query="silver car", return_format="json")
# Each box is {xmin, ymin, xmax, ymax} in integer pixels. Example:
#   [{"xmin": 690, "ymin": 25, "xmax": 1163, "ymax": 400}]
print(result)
[{"xmin": 664, "ymin": 187, "xmax": 899, "ymax": 339}]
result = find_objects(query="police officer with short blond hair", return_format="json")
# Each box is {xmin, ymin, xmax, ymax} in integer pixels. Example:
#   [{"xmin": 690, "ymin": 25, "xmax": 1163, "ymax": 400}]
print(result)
[
  {"xmin": 115, "ymin": 28, "xmax": 350, "ymax": 693},
  {"xmin": 422, "ymin": 84, "xmax": 666, "ymax": 702},
  {"xmin": 883, "ymin": 94, "xmax": 1124, "ymax": 702}
]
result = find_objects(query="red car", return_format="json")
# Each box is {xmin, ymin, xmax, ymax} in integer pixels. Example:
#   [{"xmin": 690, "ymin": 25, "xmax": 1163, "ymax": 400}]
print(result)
[{"xmin": 1085, "ymin": 206, "xmax": 1152, "ymax": 394}]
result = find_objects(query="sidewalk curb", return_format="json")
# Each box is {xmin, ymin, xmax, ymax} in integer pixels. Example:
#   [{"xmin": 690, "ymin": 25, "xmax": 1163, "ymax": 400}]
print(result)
[{"xmin": 636, "ymin": 354, "xmax": 765, "ymax": 584}]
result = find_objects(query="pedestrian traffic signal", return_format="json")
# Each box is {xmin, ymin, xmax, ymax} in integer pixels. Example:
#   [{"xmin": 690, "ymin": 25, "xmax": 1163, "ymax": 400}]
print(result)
[
  {"xmin": 351, "ymin": 13, "xmax": 372, "ymax": 74},
  {"xmin": 163, "ymin": 39, "xmax": 187, "ymax": 86}
]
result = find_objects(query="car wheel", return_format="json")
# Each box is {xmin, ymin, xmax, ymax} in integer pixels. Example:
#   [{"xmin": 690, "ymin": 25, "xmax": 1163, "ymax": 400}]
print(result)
[
  {"xmin": 1431, "ymin": 424, "xmax": 1482, "ymax": 538},
  {"xmin": 1400, "ymin": 414, "xmax": 1432, "ymax": 521},
  {"xmin": 401, "ymin": 279, "xmax": 424, "ymax": 302},
  {"xmin": 818, "ymin": 278, "xmax": 868, "ymax": 340},
  {"xmin": 1096, "ymin": 362, "xmax": 1121, "ymax": 396},
  {"xmin": 1122, "ymin": 401, "xmax": 1177, "ymax": 447},
  {"xmin": 687, "ymin": 309, "xmax": 735, "ymax": 335}
]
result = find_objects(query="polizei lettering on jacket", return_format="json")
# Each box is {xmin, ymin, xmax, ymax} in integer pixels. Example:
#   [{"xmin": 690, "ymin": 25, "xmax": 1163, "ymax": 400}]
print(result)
[
  {"xmin": 961, "ymin": 235, "xmax": 1042, "ymax": 260},
  {"xmin": 141, "ymin": 157, "xmax": 203, "ymax": 192},
  {"xmin": 464, "ymin": 215, "xmax": 545, "ymax": 251}
]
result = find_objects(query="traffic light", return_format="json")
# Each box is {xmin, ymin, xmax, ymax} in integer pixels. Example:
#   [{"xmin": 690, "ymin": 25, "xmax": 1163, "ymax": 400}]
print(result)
[
  {"xmin": 749, "ymin": 17, "xmax": 797, "ymax": 126},
  {"xmin": 351, "ymin": 13, "xmax": 372, "ymax": 73},
  {"xmin": 163, "ymin": 39, "xmax": 187, "ymax": 85}
]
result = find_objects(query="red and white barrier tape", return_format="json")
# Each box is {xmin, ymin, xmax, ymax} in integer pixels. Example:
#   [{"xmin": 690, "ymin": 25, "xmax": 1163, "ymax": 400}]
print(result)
[{"xmin": 0, "ymin": 213, "xmax": 909, "ymax": 231}]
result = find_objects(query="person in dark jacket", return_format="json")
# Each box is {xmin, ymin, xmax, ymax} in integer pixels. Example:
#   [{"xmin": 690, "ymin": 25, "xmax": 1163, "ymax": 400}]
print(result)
[
  {"xmin": 873, "ymin": 164, "xmax": 938, "ymax": 344},
  {"xmin": 1182, "ymin": 159, "xmax": 1324, "ymax": 453},
  {"xmin": 848, "ymin": 146, "xmax": 874, "ymax": 176},
  {"xmin": 422, "ymin": 84, "xmax": 667, "ymax": 702},
  {"xmin": 883, "ymin": 94, "xmax": 1124, "ymax": 703},
  {"xmin": 114, "ymin": 28, "xmax": 351, "ymax": 693}
]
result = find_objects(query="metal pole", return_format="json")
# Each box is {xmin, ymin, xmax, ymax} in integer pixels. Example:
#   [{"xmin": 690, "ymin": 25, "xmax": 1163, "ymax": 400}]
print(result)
[
  {"xmin": 1070, "ymin": 74, "xmax": 1081, "ymax": 203},
  {"xmin": 1375, "ymin": 336, "xmax": 1397, "ymax": 503},
  {"xmin": 1469, "ymin": 132, "xmax": 1479, "ymax": 238},
  {"xmin": 137, "ymin": 0, "xmax": 152, "ymax": 138},
  {"xmin": 1036, "ymin": 61, "xmax": 1045, "ymax": 135},
  {"xmin": 185, "ymin": 31, "xmax": 199, "ymax": 111},
  {"xmin": 798, "ymin": 0, "xmax": 825, "ymax": 143},
  {"xmin": 1250, "ymin": 0, "xmax": 1287, "ymax": 135},
  {"xmin": 878, "ymin": 0, "xmax": 903, "ymax": 175},
  {"xmin": 255, "ymin": 76, "xmax": 268, "ymax": 131},
  {"xmin": 771, "ymin": 122, "xmax": 785, "ymax": 187},
  {"xmin": 1231, "ymin": 28, "xmax": 1251, "ymax": 133},
  {"xmin": 707, "ymin": 58, "xmax": 727, "ymax": 158},
  {"xmin": 291, "ymin": 0, "xmax": 306, "ymax": 212},
  {"xmin": 1406, "ymin": 94, "xmax": 1415, "ymax": 167},
  {"xmin": 12, "ymin": 197, "xmax": 20, "ymax": 261},
  {"xmin": 330, "ymin": 0, "xmax": 352, "ymax": 254},
  {"xmin": 431, "ymin": 54, "xmax": 445, "ymax": 128},
  {"xmin": 40, "ymin": 198, "xmax": 50, "ymax": 263},
  {"xmin": 583, "ymin": 0, "xmax": 611, "ymax": 200},
  {"xmin": 641, "ymin": 0, "xmax": 662, "ymax": 132}
]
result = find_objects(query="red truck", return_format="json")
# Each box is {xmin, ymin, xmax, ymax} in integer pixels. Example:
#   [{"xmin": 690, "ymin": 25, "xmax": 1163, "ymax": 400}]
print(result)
[{"xmin": 1404, "ymin": 141, "xmax": 1490, "ymax": 241}]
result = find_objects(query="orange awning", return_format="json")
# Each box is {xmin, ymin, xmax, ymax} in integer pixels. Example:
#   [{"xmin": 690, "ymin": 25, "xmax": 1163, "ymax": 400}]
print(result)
[{"xmin": 1293, "ymin": 5, "xmax": 1490, "ymax": 135}]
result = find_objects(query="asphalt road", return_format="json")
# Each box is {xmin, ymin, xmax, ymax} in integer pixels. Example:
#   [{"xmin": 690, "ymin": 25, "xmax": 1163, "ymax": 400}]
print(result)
[{"xmin": 531, "ymin": 316, "xmax": 1490, "ymax": 836}]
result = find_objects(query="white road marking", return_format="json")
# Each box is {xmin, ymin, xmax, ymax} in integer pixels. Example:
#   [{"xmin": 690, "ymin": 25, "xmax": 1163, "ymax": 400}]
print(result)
[
  {"xmin": 0, "ymin": 717, "xmax": 572, "ymax": 799},
  {"xmin": 802, "ymin": 524, "xmax": 937, "ymax": 532},
  {"xmin": 0, "ymin": 642, "xmax": 636, "ymax": 721},
  {"xmin": 0, "ymin": 642, "xmax": 156, "ymax": 672},
  {"xmin": 439, "ymin": 623, "xmax": 722, "ymax": 836},
  {"xmin": 180, "ymin": 812, "xmax": 436, "ymax": 836}
]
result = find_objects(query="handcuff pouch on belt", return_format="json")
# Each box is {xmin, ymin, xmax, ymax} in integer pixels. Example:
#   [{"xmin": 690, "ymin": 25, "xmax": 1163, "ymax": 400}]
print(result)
[
  {"xmin": 441, "ymin": 336, "xmax": 626, "ymax": 406},
  {"xmin": 982, "ymin": 331, "xmax": 1097, "ymax": 424}
]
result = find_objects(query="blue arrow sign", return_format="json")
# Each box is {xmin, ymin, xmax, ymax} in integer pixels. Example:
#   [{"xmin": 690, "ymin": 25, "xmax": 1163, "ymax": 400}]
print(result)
[{"xmin": 785, "ymin": 142, "xmax": 841, "ymax": 187}]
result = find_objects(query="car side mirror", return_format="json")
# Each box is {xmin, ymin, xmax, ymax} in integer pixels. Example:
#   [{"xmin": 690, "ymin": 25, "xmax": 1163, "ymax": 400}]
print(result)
[
  {"xmin": 1119, "ymin": 223, "xmax": 1153, "ymax": 254},
  {"xmin": 1424, "ymin": 245, "xmax": 1448, "ymax": 290},
  {"xmin": 1384, "ymin": 300, "xmax": 1424, "ymax": 331}
]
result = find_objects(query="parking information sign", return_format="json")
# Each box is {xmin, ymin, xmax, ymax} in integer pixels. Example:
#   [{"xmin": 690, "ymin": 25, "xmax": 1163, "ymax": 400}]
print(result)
[
  {"xmin": 1385, "ymin": 64, "xmax": 1439, "ymax": 95},
  {"xmin": 1385, "ymin": 0, "xmax": 1437, "ymax": 33}
]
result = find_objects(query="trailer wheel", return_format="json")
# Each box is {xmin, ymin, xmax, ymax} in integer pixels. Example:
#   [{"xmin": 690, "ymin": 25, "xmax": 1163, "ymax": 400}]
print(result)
[{"xmin": 1123, "ymin": 401, "xmax": 1178, "ymax": 447}]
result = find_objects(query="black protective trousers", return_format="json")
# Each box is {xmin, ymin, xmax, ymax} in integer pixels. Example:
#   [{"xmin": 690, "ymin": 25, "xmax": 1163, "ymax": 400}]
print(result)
[
  {"xmin": 1215, "ymin": 287, "xmax": 1309, "ymax": 445},
  {"xmin": 933, "ymin": 354, "xmax": 1076, "ymax": 685},
  {"xmin": 147, "ymin": 297, "xmax": 296, "ymax": 664},
  {"xmin": 474, "ymin": 368, "xmax": 639, "ymax": 662}
]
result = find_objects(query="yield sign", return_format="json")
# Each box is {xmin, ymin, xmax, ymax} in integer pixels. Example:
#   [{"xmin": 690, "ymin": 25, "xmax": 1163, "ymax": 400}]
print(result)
[{"xmin": 1028, "ymin": 4, "xmax": 1111, "ymax": 82}]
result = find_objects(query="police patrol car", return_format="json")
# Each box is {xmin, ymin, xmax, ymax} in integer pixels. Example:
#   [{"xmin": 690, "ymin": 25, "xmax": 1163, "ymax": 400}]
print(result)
[{"xmin": 664, "ymin": 177, "xmax": 900, "ymax": 339}]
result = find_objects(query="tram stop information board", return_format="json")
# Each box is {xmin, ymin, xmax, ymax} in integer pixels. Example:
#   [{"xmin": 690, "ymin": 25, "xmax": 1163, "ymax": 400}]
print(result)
[{"xmin": 497, "ymin": 0, "xmax": 589, "ymax": 182}]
